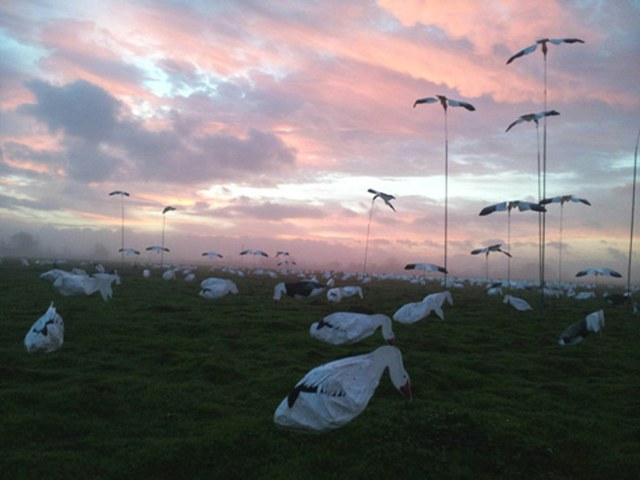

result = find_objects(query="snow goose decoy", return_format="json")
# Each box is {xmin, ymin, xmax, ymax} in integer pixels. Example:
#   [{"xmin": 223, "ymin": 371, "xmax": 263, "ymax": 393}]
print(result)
[
  {"xmin": 146, "ymin": 245, "xmax": 170, "ymax": 254},
  {"xmin": 404, "ymin": 263, "xmax": 448, "ymax": 274},
  {"xmin": 506, "ymin": 38, "xmax": 585, "ymax": 65},
  {"xmin": 471, "ymin": 244, "xmax": 511, "ymax": 257},
  {"xmin": 274, "ymin": 345, "xmax": 411, "ymax": 432},
  {"xmin": 393, "ymin": 291, "xmax": 453, "ymax": 323},
  {"xmin": 503, "ymin": 294, "xmax": 533, "ymax": 312},
  {"xmin": 505, "ymin": 110, "xmax": 560, "ymax": 133},
  {"xmin": 575, "ymin": 268, "xmax": 622, "ymax": 279},
  {"xmin": 202, "ymin": 251, "xmax": 223, "ymax": 259},
  {"xmin": 273, "ymin": 280, "xmax": 325, "ymax": 302},
  {"xmin": 558, "ymin": 310, "xmax": 604, "ymax": 345},
  {"xmin": 367, "ymin": 188, "xmax": 396, "ymax": 212},
  {"xmin": 309, "ymin": 312, "xmax": 395, "ymax": 345},
  {"xmin": 24, "ymin": 302, "xmax": 64, "ymax": 353},
  {"xmin": 119, "ymin": 248, "xmax": 140, "ymax": 256},
  {"xmin": 199, "ymin": 277, "xmax": 239, "ymax": 299}
]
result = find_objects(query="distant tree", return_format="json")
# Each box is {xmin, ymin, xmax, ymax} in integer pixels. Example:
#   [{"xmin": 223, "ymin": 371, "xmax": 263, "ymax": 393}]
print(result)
[
  {"xmin": 7, "ymin": 231, "xmax": 40, "ymax": 257},
  {"xmin": 91, "ymin": 242, "xmax": 110, "ymax": 261}
]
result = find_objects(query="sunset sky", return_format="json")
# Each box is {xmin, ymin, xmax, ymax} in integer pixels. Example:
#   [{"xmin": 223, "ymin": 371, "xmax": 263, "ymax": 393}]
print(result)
[{"xmin": 1, "ymin": 0, "xmax": 639, "ymax": 282}]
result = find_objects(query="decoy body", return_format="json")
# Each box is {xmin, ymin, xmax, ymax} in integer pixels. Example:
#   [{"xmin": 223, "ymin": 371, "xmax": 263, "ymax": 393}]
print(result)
[
  {"xmin": 404, "ymin": 263, "xmax": 448, "ymax": 274},
  {"xmin": 575, "ymin": 268, "xmax": 622, "ymax": 278},
  {"xmin": 274, "ymin": 345, "xmax": 411, "ymax": 432},
  {"xmin": 310, "ymin": 312, "xmax": 395, "ymax": 345},
  {"xmin": 413, "ymin": 95, "xmax": 476, "ymax": 111},
  {"xmin": 506, "ymin": 110, "xmax": 560, "ymax": 132},
  {"xmin": 558, "ymin": 310, "xmax": 605, "ymax": 345},
  {"xmin": 503, "ymin": 295, "xmax": 533, "ymax": 311},
  {"xmin": 471, "ymin": 244, "xmax": 511, "ymax": 257},
  {"xmin": 273, "ymin": 280, "xmax": 325, "ymax": 301},
  {"xmin": 367, "ymin": 188, "xmax": 396, "ymax": 212},
  {"xmin": 479, "ymin": 200, "xmax": 546, "ymax": 216},
  {"xmin": 506, "ymin": 38, "xmax": 585, "ymax": 64},
  {"xmin": 24, "ymin": 302, "xmax": 64, "ymax": 353}
]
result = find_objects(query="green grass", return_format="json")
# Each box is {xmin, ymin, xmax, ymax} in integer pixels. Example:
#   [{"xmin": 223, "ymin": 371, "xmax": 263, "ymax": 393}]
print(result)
[{"xmin": 1, "ymin": 260, "xmax": 638, "ymax": 479}]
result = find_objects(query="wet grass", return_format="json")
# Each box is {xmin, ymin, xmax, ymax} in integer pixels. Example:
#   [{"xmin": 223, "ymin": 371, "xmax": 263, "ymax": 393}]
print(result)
[{"xmin": 1, "ymin": 259, "xmax": 638, "ymax": 479}]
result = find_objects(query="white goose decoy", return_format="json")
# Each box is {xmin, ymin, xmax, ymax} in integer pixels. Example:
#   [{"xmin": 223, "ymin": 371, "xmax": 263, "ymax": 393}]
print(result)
[
  {"xmin": 309, "ymin": 313, "xmax": 395, "ymax": 345},
  {"xmin": 24, "ymin": 302, "xmax": 64, "ymax": 353},
  {"xmin": 503, "ymin": 294, "xmax": 533, "ymax": 312},
  {"xmin": 558, "ymin": 310, "xmax": 605, "ymax": 345},
  {"xmin": 199, "ymin": 277, "xmax": 239, "ymax": 299},
  {"xmin": 240, "ymin": 249, "xmax": 269, "ymax": 257},
  {"xmin": 51, "ymin": 271, "xmax": 116, "ymax": 301},
  {"xmin": 273, "ymin": 345, "xmax": 411, "ymax": 432},
  {"xmin": 118, "ymin": 247, "xmax": 140, "ymax": 256},
  {"xmin": 393, "ymin": 291, "xmax": 453, "ymax": 323}
]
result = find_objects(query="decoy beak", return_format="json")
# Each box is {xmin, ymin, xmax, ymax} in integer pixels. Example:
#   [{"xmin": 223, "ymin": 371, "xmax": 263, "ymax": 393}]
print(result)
[{"xmin": 400, "ymin": 381, "xmax": 412, "ymax": 401}]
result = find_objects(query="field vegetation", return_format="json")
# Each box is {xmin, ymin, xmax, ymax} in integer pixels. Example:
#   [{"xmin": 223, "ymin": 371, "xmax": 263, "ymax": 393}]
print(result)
[{"xmin": 1, "ymin": 259, "xmax": 638, "ymax": 479}]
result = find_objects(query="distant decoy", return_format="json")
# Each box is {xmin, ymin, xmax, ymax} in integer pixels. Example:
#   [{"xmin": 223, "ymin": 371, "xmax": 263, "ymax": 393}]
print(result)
[
  {"xmin": 146, "ymin": 245, "xmax": 170, "ymax": 254},
  {"xmin": 24, "ymin": 302, "xmax": 64, "ymax": 353},
  {"xmin": 273, "ymin": 280, "xmax": 325, "ymax": 302},
  {"xmin": 118, "ymin": 248, "xmax": 140, "ymax": 255},
  {"xmin": 558, "ymin": 310, "xmax": 604, "ymax": 345},
  {"xmin": 162, "ymin": 206, "xmax": 176, "ymax": 214},
  {"xmin": 506, "ymin": 38, "xmax": 585, "ymax": 65},
  {"xmin": 309, "ymin": 312, "xmax": 395, "ymax": 345},
  {"xmin": 367, "ymin": 188, "xmax": 396, "ymax": 212},
  {"xmin": 273, "ymin": 345, "xmax": 411, "ymax": 432},
  {"xmin": 413, "ymin": 95, "xmax": 475, "ymax": 111},
  {"xmin": 108, "ymin": 190, "xmax": 130, "ymax": 197},
  {"xmin": 240, "ymin": 249, "xmax": 269, "ymax": 257},
  {"xmin": 202, "ymin": 251, "xmax": 223, "ymax": 258},
  {"xmin": 276, "ymin": 251, "xmax": 290, "ymax": 257},
  {"xmin": 575, "ymin": 268, "xmax": 622, "ymax": 279},
  {"xmin": 505, "ymin": 110, "xmax": 560, "ymax": 132},
  {"xmin": 404, "ymin": 263, "xmax": 448, "ymax": 274},
  {"xmin": 503, "ymin": 295, "xmax": 533, "ymax": 312},
  {"xmin": 471, "ymin": 244, "xmax": 512, "ymax": 257},
  {"xmin": 479, "ymin": 201, "xmax": 546, "ymax": 216}
]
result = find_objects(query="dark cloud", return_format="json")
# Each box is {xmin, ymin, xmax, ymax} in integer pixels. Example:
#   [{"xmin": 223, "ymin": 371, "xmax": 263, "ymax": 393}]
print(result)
[
  {"xmin": 15, "ymin": 79, "xmax": 298, "ymax": 185},
  {"xmin": 19, "ymin": 80, "xmax": 121, "ymax": 142}
]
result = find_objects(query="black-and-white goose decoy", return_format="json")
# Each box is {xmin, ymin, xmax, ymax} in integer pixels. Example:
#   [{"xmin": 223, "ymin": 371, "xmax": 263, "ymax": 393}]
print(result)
[
  {"xmin": 273, "ymin": 345, "xmax": 411, "ymax": 432},
  {"xmin": 505, "ymin": 110, "xmax": 560, "ymax": 132},
  {"xmin": 413, "ymin": 95, "xmax": 475, "ymax": 111},
  {"xmin": 506, "ymin": 38, "xmax": 585, "ymax": 65},
  {"xmin": 404, "ymin": 262, "xmax": 448, "ymax": 274},
  {"xmin": 471, "ymin": 244, "xmax": 512, "ymax": 257},
  {"xmin": 273, "ymin": 280, "xmax": 325, "ymax": 302},
  {"xmin": 118, "ymin": 248, "xmax": 140, "ymax": 256},
  {"xmin": 202, "ymin": 251, "xmax": 223, "ymax": 258},
  {"xmin": 367, "ymin": 188, "xmax": 396, "ymax": 212},
  {"xmin": 558, "ymin": 310, "xmax": 604, "ymax": 345},
  {"xmin": 575, "ymin": 268, "xmax": 622, "ymax": 279}
]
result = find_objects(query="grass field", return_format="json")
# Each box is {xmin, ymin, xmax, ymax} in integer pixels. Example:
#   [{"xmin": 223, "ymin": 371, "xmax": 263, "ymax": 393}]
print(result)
[{"xmin": 1, "ymin": 259, "xmax": 639, "ymax": 479}]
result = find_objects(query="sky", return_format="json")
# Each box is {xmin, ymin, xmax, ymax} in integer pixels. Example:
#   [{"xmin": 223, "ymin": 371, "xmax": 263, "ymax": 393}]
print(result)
[{"xmin": 1, "ymin": 0, "xmax": 639, "ymax": 283}]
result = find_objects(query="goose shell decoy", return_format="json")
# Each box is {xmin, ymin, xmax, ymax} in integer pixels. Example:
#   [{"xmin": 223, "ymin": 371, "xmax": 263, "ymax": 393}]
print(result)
[
  {"xmin": 24, "ymin": 302, "xmax": 64, "ymax": 353},
  {"xmin": 309, "ymin": 312, "xmax": 395, "ymax": 345},
  {"xmin": 273, "ymin": 280, "xmax": 325, "ymax": 301},
  {"xmin": 274, "ymin": 345, "xmax": 411, "ymax": 432},
  {"xmin": 558, "ymin": 310, "xmax": 605, "ymax": 345}
]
